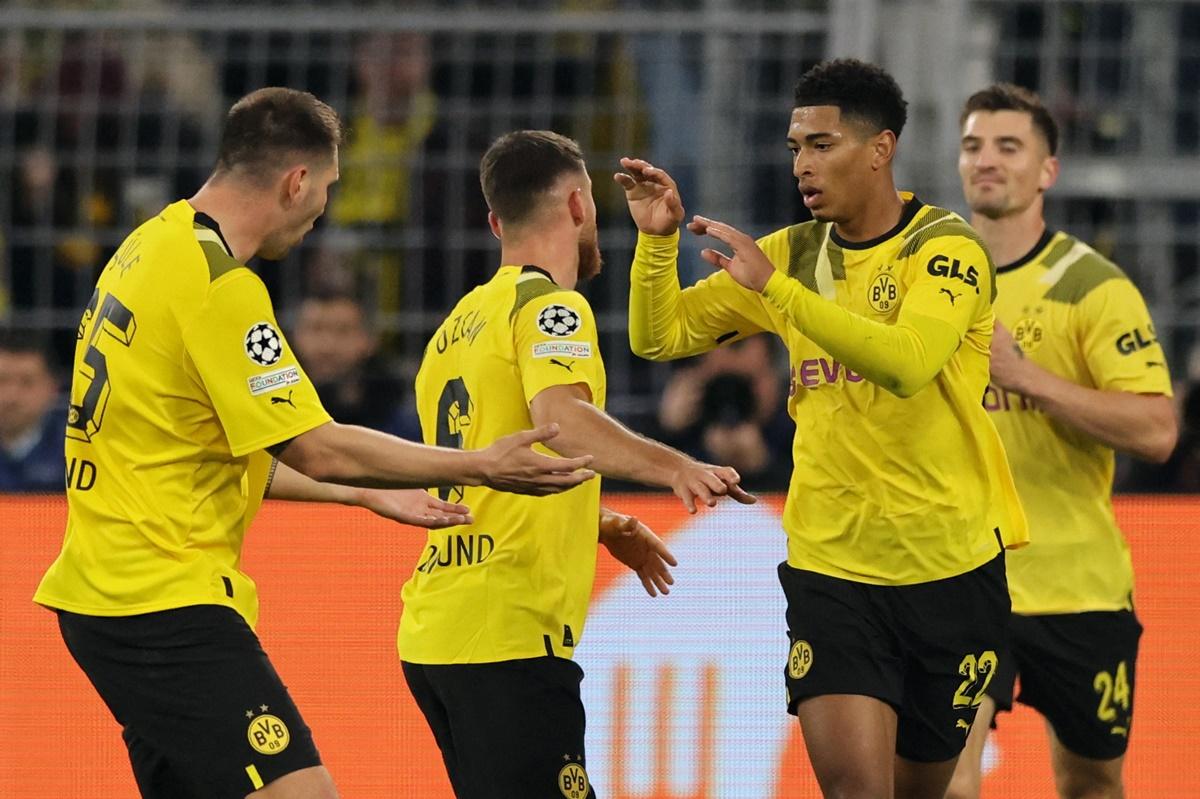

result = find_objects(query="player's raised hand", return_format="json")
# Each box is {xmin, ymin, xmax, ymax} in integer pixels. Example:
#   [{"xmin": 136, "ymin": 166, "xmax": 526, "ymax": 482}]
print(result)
[
  {"xmin": 355, "ymin": 489, "xmax": 474, "ymax": 529},
  {"xmin": 599, "ymin": 509, "xmax": 678, "ymax": 597},
  {"xmin": 614, "ymin": 157, "xmax": 685, "ymax": 236},
  {"xmin": 480, "ymin": 424, "xmax": 597, "ymax": 496},
  {"xmin": 670, "ymin": 461, "xmax": 757, "ymax": 514},
  {"xmin": 689, "ymin": 215, "xmax": 776, "ymax": 293}
]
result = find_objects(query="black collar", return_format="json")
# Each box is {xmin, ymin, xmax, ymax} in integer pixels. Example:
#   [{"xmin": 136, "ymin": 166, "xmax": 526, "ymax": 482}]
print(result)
[
  {"xmin": 997, "ymin": 228, "xmax": 1056, "ymax": 274},
  {"xmin": 520, "ymin": 264, "xmax": 558, "ymax": 285},
  {"xmin": 829, "ymin": 196, "xmax": 925, "ymax": 250},
  {"xmin": 193, "ymin": 211, "xmax": 234, "ymax": 256}
]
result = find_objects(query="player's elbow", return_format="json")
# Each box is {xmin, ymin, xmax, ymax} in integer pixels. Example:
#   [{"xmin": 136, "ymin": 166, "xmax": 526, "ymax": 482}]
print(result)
[{"xmin": 1142, "ymin": 416, "xmax": 1180, "ymax": 464}]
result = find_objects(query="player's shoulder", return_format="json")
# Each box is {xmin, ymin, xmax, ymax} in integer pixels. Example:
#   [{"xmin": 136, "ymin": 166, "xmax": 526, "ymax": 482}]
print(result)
[
  {"xmin": 897, "ymin": 205, "xmax": 990, "ymax": 264},
  {"xmin": 1039, "ymin": 233, "xmax": 1131, "ymax": 305},
  {"xmin": 138, "ymin": 200, "xmax": 252, "ymax": 288}
]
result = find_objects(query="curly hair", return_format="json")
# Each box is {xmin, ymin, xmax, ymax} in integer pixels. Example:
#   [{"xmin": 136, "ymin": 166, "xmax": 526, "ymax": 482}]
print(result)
[
  {"xmin": 960, "ymin": 83, "xmax": 1059, "ymax": 155},
  {"xmin": 793, "ymin": 59, "xmax": 908, "ymax": 139}
]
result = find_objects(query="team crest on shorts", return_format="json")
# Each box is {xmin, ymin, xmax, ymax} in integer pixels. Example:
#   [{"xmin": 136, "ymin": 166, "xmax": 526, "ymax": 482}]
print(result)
[
  {"xmin": 557, "ymin": 759, "xmax": 590, "ymax": 799},
  {"xmin": 247, "ymin": 711, "xmax": 291, "ymax": 755},
  {"xmin": 788, "ymin": 640, "xmax": 814, "ymax": 680},
  {"xmin": 538, "ymin": 304, "xmax": 583, "ymax": 337},
  {"xmin": 245, "ymin": 322, "xmax": 284, "ymax": 366}
]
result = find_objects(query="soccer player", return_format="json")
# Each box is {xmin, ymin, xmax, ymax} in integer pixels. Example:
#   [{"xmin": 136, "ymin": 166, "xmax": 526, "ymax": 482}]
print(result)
[
  {"xmin": 945, "ymin": 85, "xmax": 1178, "ymax": 799},
  {"xmin": 399, "ymin": 130, "xmax": 754, "ymax": 799},
  {"xmin": 33, "ymin": 88, "xmax": 595, "ymax": 799},
  {"xmin": 617, "ymin": 60, "xmax": 1029, "ymax": 799}
]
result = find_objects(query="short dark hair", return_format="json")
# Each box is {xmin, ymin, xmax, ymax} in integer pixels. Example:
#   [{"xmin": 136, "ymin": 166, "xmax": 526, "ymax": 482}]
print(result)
[
  {"xmin": 960, "ymin": 83, "xmax": 1059, "ymax": 155},
  {"xmin": 479, "ymin": 131, "xmax": 586, "ymax": 226},
  {"xmin": 215, "ymin": 87, "xmax": 343, "ymax": 182},
  {"xmin": 0, "ymin": 328, "xmax": 53, "ymax": 366},
  {"xmin": 793, "ymin": 59, "xmax": 908, "ymax": 139}
]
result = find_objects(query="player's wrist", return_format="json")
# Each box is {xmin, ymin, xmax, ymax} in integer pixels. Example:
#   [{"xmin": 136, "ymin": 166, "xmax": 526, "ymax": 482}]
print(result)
[{"xmin": 637, "ymin": 229, "xmax": 681, "ymax": 247}]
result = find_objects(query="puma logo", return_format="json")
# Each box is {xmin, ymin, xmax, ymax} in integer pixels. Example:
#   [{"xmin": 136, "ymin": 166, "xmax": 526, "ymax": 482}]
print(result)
[
  {"xmin": 271, "ymin": 391, "xmax": 296, "ymax": 408},
  {"xmin": 940, "ymin": 287, "xmax": 962, "ymax": 305},
  {"xmin": 956, "ymin": 719, "xmax": 972, "ymax": 735},
  {"xmin": 1145, "ymin": 361, "xmax": 1165, "ymax": 368},
  {"xmin": 550, "ymin": 358, "xmax": 575, "ymax": 373}
]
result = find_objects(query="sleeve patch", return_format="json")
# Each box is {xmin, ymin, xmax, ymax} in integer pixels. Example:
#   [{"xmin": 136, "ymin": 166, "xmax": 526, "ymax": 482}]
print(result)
[
  {"xmin": 536, "ymin": 304, "xmax": 583, "ymax": 337},
  {"xmin": 532, "ymin": 341, "xmax": 593, "ymax": 359},
  {"xmin": 247, "ymin": 366, "xmax": 303, "ymax": 396},
  {"xmin": 245, "ymin": 322, "xmax": 284, "ymax": 366}
]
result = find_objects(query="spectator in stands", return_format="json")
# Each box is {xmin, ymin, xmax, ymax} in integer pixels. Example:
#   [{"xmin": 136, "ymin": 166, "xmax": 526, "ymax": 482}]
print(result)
[
  {"xmin": 656, "ymin": 336, "xmax": 792, "ymax": 490},
  {"xmin": 289, "ymin": 289, "xmax": 420, "ymax": 440},
  {"xmin": 0, "ymin": 329, "xmax": 65, "ymax": 492}
]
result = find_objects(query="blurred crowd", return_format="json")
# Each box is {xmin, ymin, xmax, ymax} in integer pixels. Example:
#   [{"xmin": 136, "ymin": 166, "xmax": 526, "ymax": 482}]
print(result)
[{"xmin": 1, "ymin": 13, "xmax": 1197, "ymax": 493}]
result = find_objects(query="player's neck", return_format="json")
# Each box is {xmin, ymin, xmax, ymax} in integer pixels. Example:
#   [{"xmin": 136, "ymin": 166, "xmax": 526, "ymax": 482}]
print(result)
[
  {"xmin": 187, "ymin": 182, "xmax": 270, "ymax": 264},
  {"xmin": 970, "ymin": 201, "xmax": 1047, "ymax": 268},
  {"xmin": 499, "ymin": 236, "xmax": 579, "ymax": 290},
  {"xmin": 833, "ymin": 182, "xmax": 906, "ymax": 243}
]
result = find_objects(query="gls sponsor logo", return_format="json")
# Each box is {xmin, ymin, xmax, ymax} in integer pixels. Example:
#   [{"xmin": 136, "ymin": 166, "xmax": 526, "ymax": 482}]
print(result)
[
  {"xmin": 926, "ymin": 254, "xmax": 979, "ymax": 294},
  {"xmin": 1115, "ymin": 324, "xmax": 1157, "ymax": 355},
  {"xmin": 789, "ymin": 358, "xmax": 864, "ymax": 394}
]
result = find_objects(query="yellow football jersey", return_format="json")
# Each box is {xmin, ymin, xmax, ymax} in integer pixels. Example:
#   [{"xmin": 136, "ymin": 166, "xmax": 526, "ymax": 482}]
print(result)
[
  {"xmin": 631, "ymin": 196, "xmax": 1027, "ymax": 585},
  {"xmin": 400, "ymin": 266, "xmax": 606, "ymax": 664},
  {"xmin": 989, "ymin": 230, "xmax": 1172, "ymax": 614},
  {"xmin": 34, "ymin": 200, "xmax": 330, "ymax": 627}
]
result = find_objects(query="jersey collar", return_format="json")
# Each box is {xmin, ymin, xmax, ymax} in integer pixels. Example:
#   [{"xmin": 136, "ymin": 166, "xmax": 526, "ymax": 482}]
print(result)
[
  {"xmin": 519, "ymin": 264, "xmax": 558, "ymax": 285},
  {"xmin": 193, "ymin": 210, "xmax": 235, "ymax": 257},
  {"xmin": 829, "ymin": 195, "xmax": 924, "ymax": 251},
  {"xmin": 997, "ymin": 228, "xmax": 1056, "ymax": 274}
]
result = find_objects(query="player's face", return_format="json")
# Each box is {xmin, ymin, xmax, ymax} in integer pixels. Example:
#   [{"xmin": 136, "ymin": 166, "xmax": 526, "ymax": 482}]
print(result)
[
  {"xmin": 260, "ymin": 149, "xmax": 339, "ymax": 260},
  {"xmin": 959, "ymin": 110, "xmax": 1055, "ymax": 219},
  {"xmin": 788, "ymin": 106, "xmax": 880, "ymax": 224},
  {"xmin": 0, "ymin": 352, "xmax": 58, "ymax": 439},
  {"xmin": 576, "ymin": 172, "xmax": 603, "ymax": 282}
]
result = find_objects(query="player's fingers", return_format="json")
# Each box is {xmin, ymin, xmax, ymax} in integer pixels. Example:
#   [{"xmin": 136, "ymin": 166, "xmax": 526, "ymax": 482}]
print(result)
[
  {"xmin": 653, "ymin": 571, "xmax": 673, "ymax": 595},
  {"xmin": 650, "ymin": 536, "xmax": 678, "ymax": 566},
  {"xmin": 532, "ymin": 451, "xmax": 595, "ymax": 474},
  {"xmin": 699, "ymin": 470, "xmax": 732, "ymax": 496},
  {"xmin": 685, "ymin": 218, "xmax": 707, "ymax": 235},
  {"xmin": 675, "ymin": 486, "xmax": 698, "ymax": 515},
  {"xmin": 429, "ymin": 498, "xmax": 472, "ymax": 515},
  {"xmin": 728, "ymin": 484, "xmax": 758, "ymax": 505},
  {"xmin": 690, "ymin": 479, "xmax": 718, "ymax": 507},
  {"xmin": 613, "ymin": 172, "xmax": 636, "ymax": 190},
  {"xmin": 699, "ymin": 248, "xmax": 730, "ymax": 270},
  {"xmin": 639, "ymin": 572, "xmax": 658, "ymax": 598}
]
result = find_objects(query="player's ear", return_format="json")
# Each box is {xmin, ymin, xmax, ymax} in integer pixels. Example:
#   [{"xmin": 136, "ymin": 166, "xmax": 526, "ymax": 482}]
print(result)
[
  {"xmin": 1039, "ymin": 155, "xmax": 1060, "ymax": 193},
  {"xmin": 871, "ymin": 130, "xmax": 897, "ymax": 171},
  {"xmin": 567, "ymin": 187, "xmax": 586, "ymax": 228},
  {"xmin": 488, "ymin": 210, "xmax": 503, "ymax": 240},
  {"xmin": 281, "ymin": 165, "xmax": 308, "ymax": 208}
]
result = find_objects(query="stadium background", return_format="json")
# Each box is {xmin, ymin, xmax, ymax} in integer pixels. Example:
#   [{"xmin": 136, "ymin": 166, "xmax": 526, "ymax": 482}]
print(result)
[{"xmin": 1, "ymin": 1, "xmax": 1198, "ymax": 797}]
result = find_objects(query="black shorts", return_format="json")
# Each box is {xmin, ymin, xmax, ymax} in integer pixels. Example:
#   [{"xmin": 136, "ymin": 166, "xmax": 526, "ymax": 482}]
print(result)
[
  {"xmin": 987, "ymin": 610, "xmax": 1143, "ymax": 760},
  {"xmin": 58, "ymin": 605, "xmax": 322, "ymax": 799},
  {"xmin": 778, "ymin": 553, "xmax": 1010, "ymax": 763},
  {"xmin": 403, "ymin": 657, "xmax": 596, "ymax": 799}
]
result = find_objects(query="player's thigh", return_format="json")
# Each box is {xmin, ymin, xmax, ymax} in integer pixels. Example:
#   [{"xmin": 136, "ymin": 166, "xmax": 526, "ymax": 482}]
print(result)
[
  {"xmin": 776, "ymin": 561, "xmax": 905, "ymax": 715},
  {"xmin": 402, "ymin": 661, "xmax": 472, "ymax": 798},
  {"xmin": 1012, "ymin": 611, "xmax": 1142, "ymax": 763},
  {"xmin": 423, "ymin": 657, "xmax": 595, "ymax": 799},
  {"xmin": 1046, "ymin": 723, "xmax": 1125, "ymax": 799},
  {"xmin": 794, "ymin": 693, "xmax": 898, "ymax": 799},
  {"xmin": 943, "ymin": 696, "xmax": 997, "ymax": 799},
  {"xmin": 894, "ymin": 553, "xmax": 1010, "ymax": 764},
  {"xmin": 58, "ymin": 606, "xmax": 323, "ymax": 799}
]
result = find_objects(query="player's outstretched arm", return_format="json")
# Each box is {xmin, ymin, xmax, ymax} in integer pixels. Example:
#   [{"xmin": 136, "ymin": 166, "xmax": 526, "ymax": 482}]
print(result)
[
  {"xmin": 599, "ymin": 507, "xmax": 677, "ymax": 598},
  {"xmin": 692, "ymin": 215, "xmax": 966, "ymax": 398},
  {"xmin": 264, "ymin": 459, "xmax": 474, "ymax": 529},
  {"xmin": 272, "ymin": 421, "xmax": 595, "ymax": 496},
  {"xmin": 616, "ymin": 157, "xmax": 770, "ymax": 360},
  {"xmin": 529, "ymin": 383, "xmax": 756, "ymax": 513}
]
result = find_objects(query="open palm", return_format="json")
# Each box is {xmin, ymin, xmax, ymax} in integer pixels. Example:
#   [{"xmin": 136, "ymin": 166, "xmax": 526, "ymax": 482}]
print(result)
[{"xmin": 614, "ymin": 157, "xmax": 685, "ymax": 235}]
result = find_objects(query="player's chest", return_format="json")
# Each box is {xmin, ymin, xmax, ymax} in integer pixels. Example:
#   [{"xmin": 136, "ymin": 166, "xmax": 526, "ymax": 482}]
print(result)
[{"xmin": 994, "ymin": 285, "xmax": 1083, "ymax": 378}]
